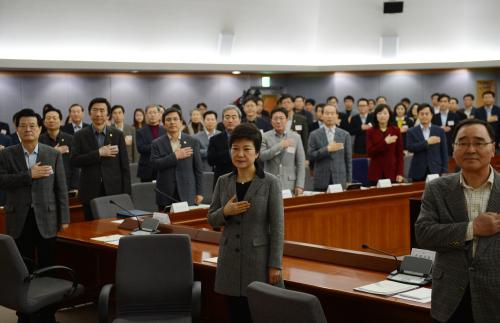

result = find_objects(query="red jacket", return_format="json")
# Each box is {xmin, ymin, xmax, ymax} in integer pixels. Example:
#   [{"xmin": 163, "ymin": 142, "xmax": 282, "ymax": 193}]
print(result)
[{"xmin": 366, "ymin": 126, "xmax": 404, "ymax": 182}]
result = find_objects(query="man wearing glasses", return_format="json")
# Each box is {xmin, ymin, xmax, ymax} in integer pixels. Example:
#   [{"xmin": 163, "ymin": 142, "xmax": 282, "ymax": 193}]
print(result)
[
  {"xmin": 70, "ymin": 98, "xmax": 131, "ymax": 220},
  {"xmin": 416, "ymin": 118, "xmax": 500, "ymax": 323}
]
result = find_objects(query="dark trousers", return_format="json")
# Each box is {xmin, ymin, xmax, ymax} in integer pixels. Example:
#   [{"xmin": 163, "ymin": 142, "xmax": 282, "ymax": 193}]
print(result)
[
  {"xmin": 15, "ymin": 208, "xmax": 56, "ymax": 269},
  {"xmin": 83, "ymin": 182, "xmax": 106, "ymax": 221},
  {"xmin": 226, "ymin": 296, "xmax": 252, "ymax": 323},
  {"xmin": 434, "ymin": 286, "xmax": 474, "ymax": 323}
]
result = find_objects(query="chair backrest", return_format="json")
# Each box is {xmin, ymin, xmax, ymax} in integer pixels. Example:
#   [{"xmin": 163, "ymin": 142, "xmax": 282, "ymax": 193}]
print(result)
[
  {"xmin": 0, "ymin": 235, "xmax": 29, "ymax": 310},
  {"xmin": 303, "ymin": 166, "xmax": 314, "ymax": 191},
  {"xmin": 129, "ymin": 163, "xmax": 140, "ymax": 184},
  {"xmin": 404, "ymin": 153, "xmax": 413, "ymax": 179},
  {"xmin": 90, "ymin": 194, "xmax": 135, "ymax": 219},
  {"xmin": 352, "ymin": 157, "xmax": 370, "ymax": 187},
  {"xmin": 247, "ymin": 281, "xmax": 327, "ymax": 323},
  {"xmin": 131, "ymin": 182, "xmax": 157, "ymax": 212},
  {"xmin": 201, "ymin": 172, "xmax": 214, "ymax": 204},
  {"xmin": 115, "ymin": 234, "xmax": 194, "ymax": 317}
]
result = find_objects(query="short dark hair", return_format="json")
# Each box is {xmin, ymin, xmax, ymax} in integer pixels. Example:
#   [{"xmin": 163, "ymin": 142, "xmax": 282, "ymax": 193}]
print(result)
[
  {"xmin": 372, "ymin": 104, "xmax": 393, "ymax": 129},
  {"xmin": 463, "ymin": 93, "xmax": 475, "ymax": 100},
  {"xmin": 450, "ymin": 97, "xmax": 459, "ymax": 104},
  {"xmin": 43, "ymin": 106, "xmax": 63, "ymax": 120},
  {"xmin": 203, "ymin": 110, "xmax": 218, "ymax": 120},
  {"xmin": 270, "ymin": 107, "xmax": 288, "ymax": 119},
  {"xmin": 305, "ymin": 98, "xmax": 316, "ymax": 106},
  {"xmin": 294, "ymin": 95, "xmax": 305, "ymax": 101},
  {"xmin": 401, "ymin": 97, "xmax": 411, "ymax": 104},
  {"xmin": 393, "ymin": 103, "xmax": 406, "ymax": 114},
  {"xmin": 196, "ymin": 102, "xmax": 207, "ymax": 109},
  {"xmin": 438, "ymin": 94, "xmax": 450, "ymax": 101},
  {"xmin": 315, "ymin": 103, "xmax": 325, "ymax": 113},
  {"xmin": 15, "ymin": 108, "xmax": 42, "ymax": 127},
  {"xmin": 376, "ymin": 96, "xmax": 386, "ymax": 102},
  {"xmin": 162, "ymin": 107, "xmax": 183, "ymax": 123},
  {"xmin": 279, "ymin": 94, "xmax": 294, "ymax": 104},
  {"xmin": 452, "ymin": 118, "xmax": 496, "ymax": 144},
  {"xmin": 417, "ymin": 103, "xmax": 433, "ymax": 114},
  {"xmin": 482, "ymin": 90, "xmax": 495, "ymax": 98},
  {"xmin": 43, "ymin": 103, "xmax": 55, "ymax": 114},
  {"xmin": 88, "ymin": 98, "xmax": 111, "ymax": 115},
  {"xmin": 171, "ymin": 104, "xmax": 181, "ymax": 110},
  {"xmin": 431, "ymin": 92, "xmax": 440, "ymax": 99},
  {"xmin": 343, "ymin": 95, "xmax": 354, "ymax": 102},
  {"xmin": 242, "ymin": 96, "xmax": 258, "ymax": 106},
  {"xmin": 145, "ymin": 104, "xmax": 159, "ymax": 113},
  {"xmin": 368, "ymin": 99, "xmax": 376, "ymax": 105},
  {"xmin": 326, "ymin": 96, "xmax": 338, "ymax": 103},
  {"xmin": 111, "ymin": 105, "xmax": 125, "ymax": 114},
  {"xmin": 69, "ymin": 103, "xmax": 84, "ymax": 112},
  {"xmin": 357, "ymin": 98, "xmax": 368, "ymax": 105},
  {"xmin": 229, "ymin": 123, "xmax": 262, "ymax": 153}
]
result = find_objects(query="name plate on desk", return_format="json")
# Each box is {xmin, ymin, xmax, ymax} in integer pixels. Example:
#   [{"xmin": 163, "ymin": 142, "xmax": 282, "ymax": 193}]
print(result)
[
  {"xmin": 153, "ymin": 212, "xmax": 171, "ymax": 224},
  {"xmin": 425, "ymin": 174, "xmax": 440, "ymax": 183},
  {"xmin": 327, "ymin": 184, "xmax": 343, "ymax": 193},
  {"xmin": 377, "ymin": 179, "xmax": 392, "ymax": 188},
  {"xmin": 171, "ymin": 201, "xmax": 189, "ymax": 213},
  {"xmin": 282, "ymin": 189, "xmax": 293, "ymax": 199}
]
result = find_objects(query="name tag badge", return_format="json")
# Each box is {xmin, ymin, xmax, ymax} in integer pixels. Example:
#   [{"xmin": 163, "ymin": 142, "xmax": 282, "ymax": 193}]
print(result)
[
  {"xmin": 0, "ymin": 129, "xmax": 6, "ymax": 135},
  {"xmin": 295, "ymin": 124, "xmax": 302, "ymax": 131},
  {"xmin": 447, "ymin": 120, "xmax": 454, "ymax": 126},
  {"xmin": 286, "ymin": 146, "xmax": 296, "ymax": 154},
  {"xmin": 327, "ymin": 184, "xmax": 343, "ymax": 193}
]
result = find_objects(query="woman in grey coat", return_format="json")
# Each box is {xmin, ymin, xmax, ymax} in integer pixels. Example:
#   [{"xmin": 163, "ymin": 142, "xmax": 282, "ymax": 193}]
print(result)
[{"xmin": 208, "ymin": 123, "xmax": 284, "ymax": 323}]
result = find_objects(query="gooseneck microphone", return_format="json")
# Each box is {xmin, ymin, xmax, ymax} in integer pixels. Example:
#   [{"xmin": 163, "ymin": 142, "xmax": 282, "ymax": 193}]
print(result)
[
  {"xmin": 154, "ymin": 187, "xmax": 181, "ymax": 211},
  {"xmin": 109, "ymin": 200, "xmax": 142, "ymax": 231},
  {"xmin": 361, "ymin": 244, "xmax": 400, "ymax": 272}
]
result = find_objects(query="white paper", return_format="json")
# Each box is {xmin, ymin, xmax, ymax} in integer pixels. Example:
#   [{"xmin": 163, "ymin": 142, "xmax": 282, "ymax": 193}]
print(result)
[
  {"xmin": 171, "ymin": 201, "xmax": 189, "ymax": 213},
  {"xmin": 282, "ymin": 189, "xmax": 293, "ymax": 199},
  {"xmin": 91, "ymin": 234, "xmax": 124, "ymax": 243},
  {"xmin": 153, "ymin": 212, "xmax": 171, "ymax": 224},
  {"xmin": 395, "ymin": 287, "xmax": 432, "ymax": 303},
  {"xmin": 111, "ymin": 219, "xmax": 124, "ymax": 224},
  {"xmin": 107, "ymin": 240, "xmax": 120, "ymax": 246},
  {"xmin": 411, "ymin": 248, "xmax": 436, "ymax": 263},
  {"xmin": 327, "ymin": 184, "xmax": 343, "ymax": 193},
  {"xmin": 377, "ymin": 179, "xmax": 392, "ymax": 188},
  {"xmin": 202, "ymin": 256, "xmax": 218, "ymax": 264},
  {"xmin": 354, "ymin": 280, "xmax": 418, "ymax": 296},
  {"xmin": 426, "ymin": 174, "xmax": 440, "ymax": 183},
  {"xmin": 303, "ymin": 191, "xmax": 323, "ymax": 196},
  {"xmin": 188, "ymin": 204, "xmax": 210, "ymax": 210}
]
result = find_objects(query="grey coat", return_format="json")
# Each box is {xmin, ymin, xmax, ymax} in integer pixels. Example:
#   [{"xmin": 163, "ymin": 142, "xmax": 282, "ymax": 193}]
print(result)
[
  {"xmin": 260, "ymin": 130, "xmax": 305, "ymax": 191},
  {"xmin": 0, "ymin": 144, "xmax": 69, "ymax": 239},
  {"xmin": 415, "ymin": 172, "xmax": 500, "ymax": 323},
  {"xmin": 307, "ymin": 127, "xmax": 352, "ymax": 190},
  {"xmin": 207, "ymin": 171, "xmax": 284, "ymax": 296},
  {"xmin": 194, "ymin": 130, "xmax": 220, "ymax": 172}
]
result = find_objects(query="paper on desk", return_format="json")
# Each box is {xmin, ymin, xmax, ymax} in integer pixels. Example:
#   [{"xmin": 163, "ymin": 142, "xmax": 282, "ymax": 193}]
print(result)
[
  {"xmin": 188, "ymin": 204, "xmax": 210, "ymax": 210},
  {"xmin": 91, "ymin": 234, "xmax": 124, "ymax": 243},
  {"xmin": 354, "ymin": 280, "xmax": 418, "ymax": 296},
  {"xmin": 111, "ymin": 219, "xmax": 124, "ymax": 224},
  {"xmin": 395, "ymin": 288, "xmax": 432, "ymax": 303},
  {"xmin": 202, "ymin": 256, "xmax": 218, "ymax": 264},
  {"xmin": 107, "ymin": 240, "xmax": 120, "ymax": 246}
]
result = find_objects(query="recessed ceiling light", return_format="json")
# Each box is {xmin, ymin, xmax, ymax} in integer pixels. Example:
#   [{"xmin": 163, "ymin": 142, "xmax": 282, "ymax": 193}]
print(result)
[{"xmin": 232, "ymin": 71, "xmax": 241, "ymax": 75}]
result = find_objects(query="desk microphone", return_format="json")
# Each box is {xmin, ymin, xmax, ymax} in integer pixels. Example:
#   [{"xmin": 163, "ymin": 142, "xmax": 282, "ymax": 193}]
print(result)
[
  {"xmin": 154, "ymin": 187, "xmax": 181, "ymax": 211},
  {"xmin": 361, "ymin": 244, "xmax": 399, "ymax": 272},
  {"xmin": 109, "ymin": 200, "xmax": 142, "ymax": 231}
]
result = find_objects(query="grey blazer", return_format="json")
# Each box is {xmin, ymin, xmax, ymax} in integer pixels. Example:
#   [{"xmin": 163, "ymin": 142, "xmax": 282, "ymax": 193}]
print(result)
[
  {"xmin": 111, "ymin": 124, "xmax": 139, "ymax": 163},
  {"xmin": 0, "ymin": 144, "xmax": 69, "ymax": 239},
  {"xmin": 207, "ymin": 171, "xmax": 284, "ymax": 297},
  {"xmin": 307, "ymin": 127, "xmax": 352, "ymax": 190},
  {"xmin": 260, "ymin": 130, "xmax": 305, "ymax": 191},
  {"xmin": 415, "ymin": 172, "xmax": 500, "ymax": 323},
  {"xmin": 194, "ymin": 130, "xmax": 220, "ymax": 171},
  {"xmin": 150, "ymin": 133, "xmax": 203, "ymax": 207}
]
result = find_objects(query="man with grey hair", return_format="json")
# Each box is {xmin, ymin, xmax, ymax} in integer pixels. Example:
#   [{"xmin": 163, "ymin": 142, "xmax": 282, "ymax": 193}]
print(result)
[
  {"xmin": 136, "ymin": 104, "xmax": 165, "ymax": 182},
  {"xmin": 207, "ymin": 105, "xmax": 241, "ymax": 186}
]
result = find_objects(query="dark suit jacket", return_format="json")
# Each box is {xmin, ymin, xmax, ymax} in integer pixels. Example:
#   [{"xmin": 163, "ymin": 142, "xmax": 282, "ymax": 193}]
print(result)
[
  {"xmin": 39, "ymin": 131, "xmax": 80, "ymax": 189},
  {"xmin": 150, "ymin": 133, "xmax": 203, "ymax": 207},
  {"xmin": 296, "ymin": 109, "xmax": 314, "ymax": 128},
  {"xmin": 406, "ymin": 125, "xmax": 448, "ymax": 181},
  {"xmin": 242, "ymin": 117, "xmax": 272, "ymax": 132},
  {"xmin": 291, "ymin": 113, "xmax": 309, "ymax": 154},
  {"xmin": 61, "ymin": 122, "xmax": 90, "ymax": 135},
  {"xmin": 10, "ymin": 133, "xmax": 20, "ymax": 145},
  {"xmin": 366, "ymin": 126, "xmax": 404, "ymax": 182},
  {"xmin": 136, "ymin": 125, "xmax": 165, "ymax": 180},
  {"xmin": 0, "ymin": 144, "xmax": 69, "ymax": 238},
  {"xmin": 0, "ymin": 134, "xmax": 12, "ymax": 147},
  {"xmin": 70, "ymin": 125, "xmax": 131, "ymax": 204},
  {"xmin": 415, "ymin": 172, "xmax": 500, "ymax": 322},
  {"xmin": 431, "ymin": 111, "xmax": 461, "ymax": 156},
  {"xmin": 349, "ymin": 114, "xmax": 374, "ymax": 154},
  {"xmin": 207, "ymin": 131, "xmax": 233, "ymax": 187},
  {"xmin": 0, "ymin": 121, "xmax": 10, "ymax": 135},
  {"xmin": 457, "ymin": 107, "xmax": 477, "ymax": 121},
  {"xmin": 475, "ymin": 105, "xmax": 500, "ymax": 142}
]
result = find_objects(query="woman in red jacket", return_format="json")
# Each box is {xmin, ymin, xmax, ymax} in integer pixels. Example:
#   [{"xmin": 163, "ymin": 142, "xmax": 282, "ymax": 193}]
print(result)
[{"xmin": 366, "ymin": 104, "xmax": 404, "ymax": 185}]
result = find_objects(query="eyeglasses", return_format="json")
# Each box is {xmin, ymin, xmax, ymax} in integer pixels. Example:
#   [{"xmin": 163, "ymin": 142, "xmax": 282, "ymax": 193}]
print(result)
[{"xmin": 453, "ymin": 142, "xmax": 494, "ymax": 149}]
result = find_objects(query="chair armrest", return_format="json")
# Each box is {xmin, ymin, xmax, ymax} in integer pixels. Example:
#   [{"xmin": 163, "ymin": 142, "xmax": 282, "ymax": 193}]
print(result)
[
  {"xmin": 191, "ymin": 281, "xmax": 202, "ymax": 323},
  {"xmin": 27, "ymin": 265, "xmax": 78, "ymax": 297},
  {"xmin": 98, "ymin": 284, "xmax": 114, "ymax": 323}
]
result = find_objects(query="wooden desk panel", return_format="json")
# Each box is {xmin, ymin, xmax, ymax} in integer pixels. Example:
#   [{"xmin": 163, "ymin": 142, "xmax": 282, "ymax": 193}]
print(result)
[{"xmin": 57, "ymin": 219, "xmax": 431, "ymax": 323}]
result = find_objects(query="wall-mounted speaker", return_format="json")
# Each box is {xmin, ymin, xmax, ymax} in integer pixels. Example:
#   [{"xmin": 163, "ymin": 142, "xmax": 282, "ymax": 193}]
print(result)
[
  {"xmin": 383, "ymin": 1, "xmax": 404, "ymax": 14},
  {"xmin": 217, "ymin": 32, "xmax": 234, "ymax": 56},
  {"xmin": 380, "ymin": 35, "xmax": 399, "ymax": 58}
]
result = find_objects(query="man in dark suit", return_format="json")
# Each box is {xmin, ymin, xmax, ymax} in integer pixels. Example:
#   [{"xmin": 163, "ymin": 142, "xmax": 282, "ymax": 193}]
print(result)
[
  {"xmin": 0, "ymin": 120, "xmax": 10, "ymax": 135},
  {"xmin": 0, "ymin": 132, "xmax": 12, "ymax": 206},
  {"xmin": 0, "ymin": 108, "xmax": 69, "ymax": 266},
  {"xmin": 61, "ymin": 103, "xmax": 89, "ymax": 135},
  {"xmin": 349, "ymin": 98, "xmax": 374, "ymax": 154},
  {"xmin": 151, "ymin": 108, "xmax": 203, "ymax": 210},
  {"xmin": 432, "ymin": 94, "xmax": 461, "ymax": 156},
  {"xmin": 39, "ymin": 106, "xmax": 80, "ymax": 190},
  {"xmin": 136, "ymin": 104, "xmax": 165, "ymax": 182},
  {"xmin": 208, "ymin": 105, "xmax": 241, "ymax": 187},
  {"xmin": 459, "ymin": 93, "xmax": 477, "ymax": 120},
  {"xmin": 9, "ymin": 112, "xmax": 21, "ymax": 145},
  {"xmin": 407, "ymin": 104, "xmax": 448, "ymax": 182},
  {"xmin": 71, "ymin": 98, "xmax": 131, "ymax": 220},
  {"xmin": 280, "ymin": 94, "xmax": 309, "ymax": 154},
  {"xmin": 294, "ymin": 95, "xmax": 314, "ymax": 127},
  {"xmin": 241, "ymin": 96, "xmax": 272, "ymax": 132},
  {"xmin": 416, "ymin": 118, "xmax": 500, "ymax": 323},
  {"xmin": 194, "ymin": 110, "xmax": 220, "ymax": 171},
  {"xmin": 309, "ymin": 103, "xmax": 325, "ymax": 132},
  {"xmin": 475, "ymin": 90, "xmax": 500, "ymax": 145}
]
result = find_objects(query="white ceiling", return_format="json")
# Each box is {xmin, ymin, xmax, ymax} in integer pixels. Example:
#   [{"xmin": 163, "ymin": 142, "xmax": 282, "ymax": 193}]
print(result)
[{"xmin": 0, "ymin": 0, "xmax": 499, "ymax": 72}]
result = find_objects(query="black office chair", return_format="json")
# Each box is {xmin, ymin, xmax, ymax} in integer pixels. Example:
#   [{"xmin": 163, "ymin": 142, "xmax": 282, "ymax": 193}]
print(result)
[
  {"xmin": 90, "ymin": 194, "xmax": 135, "ymax": 219},
  {"xmin": 0, "ymin": 234, "xmax": 84, "ymax": 322},
  {"xmin": 247, "ymin": 281, "xmax": 327, "ymax": 323},
  {"xmin": 98, "ymin": 234, "xmax": 201, "ymax": 323},
  {"xmin": 131, "ymin": 182, "xmax": 157, "ymax": 212}
]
